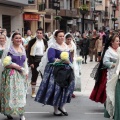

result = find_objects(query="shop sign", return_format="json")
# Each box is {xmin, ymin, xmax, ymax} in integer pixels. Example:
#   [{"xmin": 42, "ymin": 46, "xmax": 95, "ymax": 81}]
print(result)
[
  {"xmin": 23, "ymin": 14, "xmax": 39, "ymax": 21},
  {"xmin": 67, "ymin": 20, "xmax": 73, "ymax": 24}
]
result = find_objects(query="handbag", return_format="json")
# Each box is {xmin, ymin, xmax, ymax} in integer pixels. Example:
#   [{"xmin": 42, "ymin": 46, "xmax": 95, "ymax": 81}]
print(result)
[{"xmin": 53, "ymin": 64, "xmax": 74, "ymax": 88}]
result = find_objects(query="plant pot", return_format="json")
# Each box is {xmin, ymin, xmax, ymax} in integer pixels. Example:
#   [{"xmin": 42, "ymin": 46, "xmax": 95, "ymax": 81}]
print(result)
[
  {"xmin": 80, "ymin": 9, "xmax": 88, "ymax": 15},
  {"xmin": 112, "ymin": 18, "xmax": 117, "ymax": 21},
  {"xmin": 54, "ymin": 16, "xmax": 62, "ymax": 21}
]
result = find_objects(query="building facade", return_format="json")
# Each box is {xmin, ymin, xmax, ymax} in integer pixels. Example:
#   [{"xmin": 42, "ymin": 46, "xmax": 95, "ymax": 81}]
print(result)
[
  {"xmin": 0, "ymin": 0, "xmax": 28, "ymax": 36},
  {"xmin": 95, "ymin": 0, "xmax": 119, "ymax": 30}
]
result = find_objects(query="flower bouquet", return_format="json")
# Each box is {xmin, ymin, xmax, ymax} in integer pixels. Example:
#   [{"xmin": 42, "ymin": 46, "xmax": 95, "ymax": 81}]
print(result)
[
  {"xmin": 60, "ymin": 51, "xmax": 69, "ymax": 61},
  {"xmin": 53, "ymin": 51, "xmax": 73, "ymax": 68},
  {"xmin": 75, "ymin": 56, "xmax": 83, "ymax": 65},
  {"xmin": 3, "ymin": 56, "xmax": 12, "ymax": 67}
]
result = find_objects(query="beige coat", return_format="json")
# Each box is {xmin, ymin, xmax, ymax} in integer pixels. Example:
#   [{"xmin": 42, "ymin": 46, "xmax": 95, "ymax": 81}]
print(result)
[{"xmin": 95, "ymin": 38, "xmax": 103, "ymax": 52}]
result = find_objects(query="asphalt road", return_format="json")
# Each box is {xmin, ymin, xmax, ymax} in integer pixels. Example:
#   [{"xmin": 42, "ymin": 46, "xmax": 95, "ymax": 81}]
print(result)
[{"xmin": 0, "ymin": 57, "xmax": 109, "ymax": 120}]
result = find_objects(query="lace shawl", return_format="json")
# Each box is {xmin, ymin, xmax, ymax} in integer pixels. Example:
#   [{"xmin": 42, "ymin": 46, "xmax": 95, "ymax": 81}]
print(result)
[{"xmin": 37, "ymin": 41, "xmax": 69, "ymax": 74}]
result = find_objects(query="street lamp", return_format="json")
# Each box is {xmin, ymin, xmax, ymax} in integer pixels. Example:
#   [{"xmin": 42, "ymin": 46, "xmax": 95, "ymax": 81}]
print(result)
[
  {"xmin": 93, "ymin": 11, "xmax": 97, "ymax": 29},
  {"xmin": 79, "ymin": 0, "xmax": 88, "ymax": 34},
  {"xmin": 40, "ymin": 14, "xmax": 45, "ymax": 33},
  {"xmin": 112, "ymin": 2, "xmax": 116, "ymax": 30},
  {"xmin": 52, "ymin": 0, "xmax": 60, "ymax": 29}
]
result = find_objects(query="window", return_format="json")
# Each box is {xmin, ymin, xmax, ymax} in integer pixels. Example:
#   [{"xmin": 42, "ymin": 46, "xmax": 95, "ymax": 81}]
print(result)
[
  {"xmin": 96, "ymin": 0, "xmax": 102, "ymax": 4},
  {"xmin": 28, "ymin": 0, "xmax": 35, "ymax": 4},
  {"xmin": 2, "ymin": 15, "xmax": 11, "ymax": 37}
]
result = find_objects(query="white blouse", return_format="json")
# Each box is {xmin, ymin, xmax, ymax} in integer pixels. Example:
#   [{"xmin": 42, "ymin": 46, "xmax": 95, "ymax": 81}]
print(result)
[{"xmin": 35, "ymin": 39, "xmax": 45, "ymax": 56}]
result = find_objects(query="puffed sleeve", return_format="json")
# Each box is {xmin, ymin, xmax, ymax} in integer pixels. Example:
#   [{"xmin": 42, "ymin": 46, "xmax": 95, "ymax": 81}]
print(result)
[
  {"xmin": 47, "ymin": 48, "xmax": 56, "ymax": 63},
  {"xmin": 103, "ymin": 51, "xmax": 114, "ymax": 68},
  {"xmin": 23, "ymin": 58, "xmax": 29, "ymax": 75}
]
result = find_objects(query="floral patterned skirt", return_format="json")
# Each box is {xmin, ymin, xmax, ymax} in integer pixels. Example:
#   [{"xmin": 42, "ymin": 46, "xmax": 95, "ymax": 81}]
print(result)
[
  {"xmin": 0, "ymin": 69, "xmax": 27, "ymax": 115},
  {"xmin": 35, "ymin": 64, "xmax": 75, "ymax": 107}
]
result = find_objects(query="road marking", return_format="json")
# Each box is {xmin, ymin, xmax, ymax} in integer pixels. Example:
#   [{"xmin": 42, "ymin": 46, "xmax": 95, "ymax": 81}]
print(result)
[
  {"xmin": 25, "ymin": 112, "xmax": 50, "ymax": 114},
  {"xmin": 85, "ymin": 113, "xmax": 104, "ymax": 115}
]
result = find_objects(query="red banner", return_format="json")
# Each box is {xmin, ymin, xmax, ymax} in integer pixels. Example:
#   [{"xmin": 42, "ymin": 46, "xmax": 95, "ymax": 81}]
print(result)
[{"xmin": 23, "ymin": 14, "xmax": 39, "ymax": 21}]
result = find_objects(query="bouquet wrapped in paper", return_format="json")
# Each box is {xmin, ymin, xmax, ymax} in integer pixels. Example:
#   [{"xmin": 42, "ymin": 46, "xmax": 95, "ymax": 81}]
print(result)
[
  {"xmin": 60, "ymin": 51, "xmax": 69, "ymax": 61},
  {"xmin": 75, "ymin": 56, "xmax": 83, "ymax": 65},
  {"xmin": 3, "ymin": 56, "xmax": 12, "ymax": 67},
  {"xmin": 60, "ymin": 51, "xmax": 73, "ymax": 68}
]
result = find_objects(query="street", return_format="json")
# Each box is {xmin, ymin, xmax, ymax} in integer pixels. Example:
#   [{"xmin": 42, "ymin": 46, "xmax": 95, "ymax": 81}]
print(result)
[{"xmin": 0, "ymin": 59, "xmax": 109, "ymax": 120}]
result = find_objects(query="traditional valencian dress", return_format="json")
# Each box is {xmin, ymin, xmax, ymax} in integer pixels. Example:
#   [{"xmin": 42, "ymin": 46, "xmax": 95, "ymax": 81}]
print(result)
[
  {"xmin": 105, "ymin": 47, "xmax": 120, "ymax": 119},
  {"xmin": 0, "ymin": 45, "xmax": 28, "ymax": 115},
  {"xmin": 90, "ymin": 47, "xmax": 118, "ymax": 104},
  {"xmin": 35, "ymin": 42, "xmax": 75, "ymax": 107}
]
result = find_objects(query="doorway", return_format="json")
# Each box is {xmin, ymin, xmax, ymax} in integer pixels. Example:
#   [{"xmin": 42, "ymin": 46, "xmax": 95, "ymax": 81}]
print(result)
[{"xmin": 2, "ymin": 15, "xmax": 11, "ymax": 37}]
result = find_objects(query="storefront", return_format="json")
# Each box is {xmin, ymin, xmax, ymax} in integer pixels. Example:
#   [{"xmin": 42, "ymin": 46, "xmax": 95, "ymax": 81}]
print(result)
[{"xmin": 23, "ymin": 13, "xmax": 39, "ymax": 36}]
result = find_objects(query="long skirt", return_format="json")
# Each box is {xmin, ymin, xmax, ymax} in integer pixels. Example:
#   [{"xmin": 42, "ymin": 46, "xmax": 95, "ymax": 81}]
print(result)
[
  {"xmin": 89, "ymin": 69, "xmax": 107, "ymax": 103},
  {"xmin": 0, "ymin": 69, "xmax": 27, "ymax": 115},
  {"xmin": 35, "ymin": 64, "xmax": 75, "ymax": 107},
  {"xmin": 114, "ymin": 79, "xmax": 120, "ymax": 120}
]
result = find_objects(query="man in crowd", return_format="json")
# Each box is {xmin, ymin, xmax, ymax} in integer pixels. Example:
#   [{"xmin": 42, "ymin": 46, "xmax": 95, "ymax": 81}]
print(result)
[
  {"xmin": 89, "ymin": 29, "xmax": 99, "ymax": 62},
  {"xmin": 27, "ymin": 27, "xmax": 48, "ymax": 98}
]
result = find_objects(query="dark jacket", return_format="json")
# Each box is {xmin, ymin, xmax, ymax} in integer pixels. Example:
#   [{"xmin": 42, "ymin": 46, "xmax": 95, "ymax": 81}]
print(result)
[
  {"xmin": 27, "ymin": 37, "xmax": 48, "ymax": 65},
  {"xmin": 80, "ymin": 38, "xmax": 89, "ymax": 55}
]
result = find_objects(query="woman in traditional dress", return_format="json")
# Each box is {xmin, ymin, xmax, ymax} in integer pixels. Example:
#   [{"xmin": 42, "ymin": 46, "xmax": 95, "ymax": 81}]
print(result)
[
  {"xmin": 65, "ymin": 33, "xmax": 81, "ymax": 96},
  {"xmin": 35, "ymin": 30, "xmax": 75, "ymax": 116},
  {"xmin": 0, "ymin": 33, "xmax": 28, "ymax": 120},
  {"xmin": 104, "ymin": 35, "xmax": 120, "ymax": 119},
  {"xmin": 89, "ymin": 35, "xmax": 120, "ymax": 118}
]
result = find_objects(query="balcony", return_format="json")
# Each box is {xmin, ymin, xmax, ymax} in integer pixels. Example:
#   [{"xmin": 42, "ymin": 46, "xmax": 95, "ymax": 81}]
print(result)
[
  {"xmin": 58, "ymin": 9, "xmax": 78, "ymax": 18},
  {"xmin": 0, "ymin": 0, "xmax": 28, "ymax": 6}
]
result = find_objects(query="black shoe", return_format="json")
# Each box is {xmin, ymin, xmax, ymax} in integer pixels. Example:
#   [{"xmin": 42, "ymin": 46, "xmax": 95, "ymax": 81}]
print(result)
[
  {"xmin": 7, "ymin": 115, "xmax": 13, "ymax": 119},
  {"xmin": 85, "ymin": 62, "xmax": 87, "ymax": 64},
  {"xmin": 53, "ymin": 112, "xmax": 63, "ymax": 116},
  {"xmin": 82, "ymin": 61, "xmax": 84, "ymax": 64},
  {"xmin": 90, "ymin": 60, "xmax": 93, "ymax": 62},
  {"xmin": 58, "ymin": 107, "xmax": 68, "ymax": 116}
]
